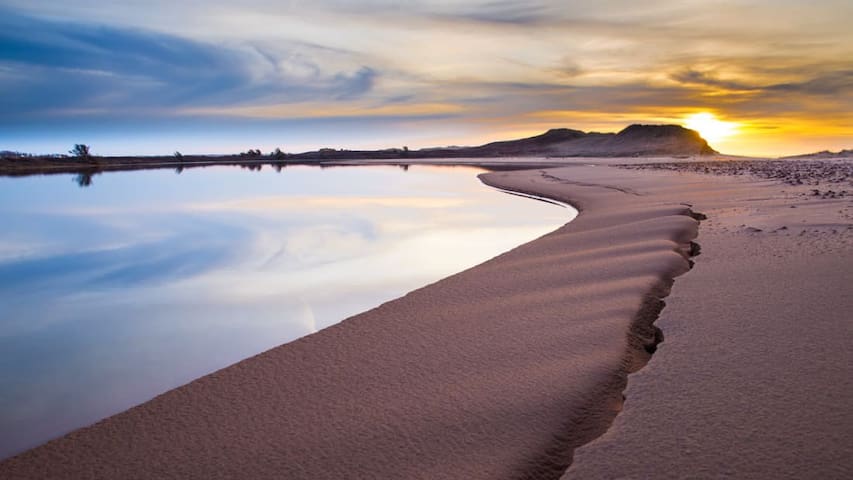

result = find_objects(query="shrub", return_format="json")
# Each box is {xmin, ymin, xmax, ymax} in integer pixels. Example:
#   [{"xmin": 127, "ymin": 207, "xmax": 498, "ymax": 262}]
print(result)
[{"xmin": 69, "ymin": 144, "xmax": 91, "ymax": 158}]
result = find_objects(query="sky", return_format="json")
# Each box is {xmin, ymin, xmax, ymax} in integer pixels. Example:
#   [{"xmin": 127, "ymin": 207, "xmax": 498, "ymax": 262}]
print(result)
[{"xmin": 1, "ymin": 0, "xmax": 851, "ymax": 157}]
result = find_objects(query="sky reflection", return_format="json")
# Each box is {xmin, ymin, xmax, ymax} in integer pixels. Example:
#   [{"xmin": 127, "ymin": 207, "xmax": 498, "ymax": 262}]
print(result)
[{"xmin": 0, "ymin": 165, "xmax": 574, "ymax": 458}]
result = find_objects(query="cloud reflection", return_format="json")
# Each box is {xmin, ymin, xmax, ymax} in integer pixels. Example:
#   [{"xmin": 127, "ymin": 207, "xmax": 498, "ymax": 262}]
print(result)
[
  {"xmin": 0, "ymin": 166, "xmax": 572, "ymax": 459},
  {"xmin": 188, "ymin": 195, "xmax": 466, "ymax": 213}
]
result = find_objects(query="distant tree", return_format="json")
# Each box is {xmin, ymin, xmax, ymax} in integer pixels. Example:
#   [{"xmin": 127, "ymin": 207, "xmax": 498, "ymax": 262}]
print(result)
[
  {"xmin": 240, "ymin": 149, "xmax": 263, "ymax": 158},
  {"xmin": 1, "ymin": 151, "xmax": 32, "ymax": 159},
  {"xmin": 69, "ymin": 144, "xmax": 91, "ymax": 159},
  {"xmin": 271, "ymin": 148, "xmax": 286, "ymax": 160}
]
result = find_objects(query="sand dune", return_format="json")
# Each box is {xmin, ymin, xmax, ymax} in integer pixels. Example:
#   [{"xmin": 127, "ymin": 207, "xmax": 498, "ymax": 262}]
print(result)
[
  {"xmin": 0, "ymin": 167, "xmax": 700, "ymax": 479},
  {"xmin": 563, "ymin": 162, "xmax": 853, "ymax": 479},
  {"xmin": 2, "ymin": 159, "xmax": 850, "ymax": 478}
]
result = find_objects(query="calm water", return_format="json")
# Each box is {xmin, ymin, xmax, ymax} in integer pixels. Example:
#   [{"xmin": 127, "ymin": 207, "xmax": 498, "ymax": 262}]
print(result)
[{"xmin": 0, "ymin": 165, "xmax": 573, "ymax": 458}]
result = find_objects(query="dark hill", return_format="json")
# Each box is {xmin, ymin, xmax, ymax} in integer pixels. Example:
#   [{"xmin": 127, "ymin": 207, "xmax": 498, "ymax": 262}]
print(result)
[
  {"xmin": 470, "ymin": 124, "xmax": 716, "ymax": 157},
  {"xmin": 472, "ymin": 128, "xmax": 588, "ymax": 155},
  {"xmin": 291, "ymin": 124, "xmax": 717, "ymax": 160},
  {"xmin": 0, "ymin": 124, "xmax": 718, "ymax": 178}
]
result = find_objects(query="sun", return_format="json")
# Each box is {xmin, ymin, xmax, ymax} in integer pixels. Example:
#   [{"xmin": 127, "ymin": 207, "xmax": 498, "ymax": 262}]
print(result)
[{"xmin": 683, "ymin": 112, "xmax": 739, "ymax": 144}]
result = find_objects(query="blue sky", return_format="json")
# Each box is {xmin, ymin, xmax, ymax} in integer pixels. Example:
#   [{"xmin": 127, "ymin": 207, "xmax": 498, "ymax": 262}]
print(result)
[{"xmin": 1, "ymin": 1, "xmax": 851, "ymax": 156}]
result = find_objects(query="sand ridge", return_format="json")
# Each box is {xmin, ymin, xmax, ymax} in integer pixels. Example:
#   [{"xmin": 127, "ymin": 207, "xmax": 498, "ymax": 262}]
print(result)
[
  {"xmin": 562, "ymin": 161, "xmax": 853, "ymax": 479},
  {"xmin": 0, "ymin": 166, "xmax": 701, "ymax": 479},
  {"xmin": 4, "ymin": 160, "xmax": 848, "ymax": 478}
]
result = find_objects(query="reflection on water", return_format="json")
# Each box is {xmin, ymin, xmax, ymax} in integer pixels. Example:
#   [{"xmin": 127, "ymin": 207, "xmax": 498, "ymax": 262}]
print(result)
[
  {"xmin": 0, "ymin": 165, "xmax": 574, "ymax": 458},
  {"xmin": 74, "ymin": 172, "xmax": 97, "ymax": 187}
]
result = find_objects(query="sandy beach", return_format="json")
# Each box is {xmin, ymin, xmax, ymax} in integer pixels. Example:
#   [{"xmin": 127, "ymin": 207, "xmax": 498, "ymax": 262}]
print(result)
[
  {"xmin": 565, "ymin": 160, "xmax": 853, "ymax": 479},
  {"xmin": 1, "ymin": 157, "xmax": 851, "ymax": 478},
  {"xmin": 5, "ymin": 0, "xmax": 851, "ymax": 476}
]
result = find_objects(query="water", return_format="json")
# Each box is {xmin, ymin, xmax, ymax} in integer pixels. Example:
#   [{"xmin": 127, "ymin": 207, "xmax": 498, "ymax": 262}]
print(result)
[{"xmin": 0, "ymin": 164, "xmax": 574, "ymax": 458}]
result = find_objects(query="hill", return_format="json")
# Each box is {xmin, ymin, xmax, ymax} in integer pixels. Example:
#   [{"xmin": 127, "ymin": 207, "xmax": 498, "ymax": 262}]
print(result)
[
  {"xmin": 0, "ymin": 124, "xmax": 718, "ymax": 177},
  {"xmin": 292, "ymin": 124, "xmax": 717, "ymax": 160}
]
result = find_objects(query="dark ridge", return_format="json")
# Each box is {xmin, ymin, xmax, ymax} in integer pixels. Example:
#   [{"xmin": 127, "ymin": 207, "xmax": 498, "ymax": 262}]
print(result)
[
  {"xmin": 287, "ymin": 124, "xmax": 717, "ymax": 159},
  {"xmin": 607, "ymin": 124, "xmax": 716, "ymax": 155},
  {"xmin": 474, "ymin": 128, "xmax": 588, "ymax": 154},
  {"xmin": 0, "ymin": 124, "xmax": 718, "ymax": 178},
  {"xmin": 780, "ymin": 148, "xmax": 853, "ymax": 159},
  {"xmin": 617, "ymin": 124, "xmax": 698, "ymax": 138}
]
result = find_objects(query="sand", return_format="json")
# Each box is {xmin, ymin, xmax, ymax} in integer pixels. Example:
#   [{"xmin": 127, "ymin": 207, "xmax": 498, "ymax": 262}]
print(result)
[
  {"xmin": 564, "ymin": 161, "xmax": 853, "ymax": 479},
  {"xmin": 1, "ymin": 158, "xmax": 851, "ymax": 478}
]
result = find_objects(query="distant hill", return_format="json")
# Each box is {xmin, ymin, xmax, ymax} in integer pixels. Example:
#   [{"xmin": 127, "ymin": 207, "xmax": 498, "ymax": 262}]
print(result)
[
  {"xmin": 0, "ymin": 124, "xmax": 719, "ymax": 178},
  {"xmin": 780, "ymin": 149, "xmax": 853, "ymax": 160},
  {"xmin": 292, "ymin": 124, "xmax": 717, "ymax": 160}
]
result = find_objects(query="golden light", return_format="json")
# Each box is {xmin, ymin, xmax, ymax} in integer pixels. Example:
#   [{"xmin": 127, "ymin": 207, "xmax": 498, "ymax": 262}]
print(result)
[{"xmin": 683, "ymin": 112, "xmax": 739, "ymax": 144}]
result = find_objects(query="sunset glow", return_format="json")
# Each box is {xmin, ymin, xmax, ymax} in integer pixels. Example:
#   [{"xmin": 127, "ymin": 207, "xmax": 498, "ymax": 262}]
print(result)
[
  {"xmin": 1, "ymin": 1, "xmax": 851, "ymax": 156},
  {"xmin": 684, "ymin": 113, "xmax": 739, "ymax": 144}
]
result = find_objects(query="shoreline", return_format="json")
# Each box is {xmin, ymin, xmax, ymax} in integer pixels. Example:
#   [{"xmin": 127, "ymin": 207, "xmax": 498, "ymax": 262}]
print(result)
[
  {"xmin": 0, "ymin": 153, "xmax": 757, "ymax": 179},
  {"xmin": 0, "ymin": 163, "xmax": 701, "ymax": 479},
  {"xmin": 1, "ymin": 159, "xmax": 850, "ymax": 478}
]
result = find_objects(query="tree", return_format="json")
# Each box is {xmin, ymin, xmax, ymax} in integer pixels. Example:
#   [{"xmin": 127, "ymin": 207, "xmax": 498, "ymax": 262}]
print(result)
[
  {"xmin": 69, "ymin": 144, "xmax": 91, "ymax": 158},
  {"xmin": 240, "ymin": 148, "xmax": 263, "ymax": 158}
]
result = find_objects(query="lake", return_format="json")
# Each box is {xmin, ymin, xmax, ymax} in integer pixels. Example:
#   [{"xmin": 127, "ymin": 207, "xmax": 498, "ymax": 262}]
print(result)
[{"xmin": 0, "ymin": 164, "xmax": 574, "ymax": 458}]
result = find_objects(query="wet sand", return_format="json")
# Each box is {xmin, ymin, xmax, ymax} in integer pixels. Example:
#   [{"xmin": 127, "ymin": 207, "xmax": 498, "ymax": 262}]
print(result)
[{"xmin": 1, "ymin": 158, "xmax": 851, "ymax": 478}]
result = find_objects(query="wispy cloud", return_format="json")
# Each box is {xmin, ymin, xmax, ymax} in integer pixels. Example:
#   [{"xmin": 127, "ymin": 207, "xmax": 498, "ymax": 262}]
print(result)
[
  {"xmin": 1, "ymin": 1, "xmax": 851, "ymax": 155},
  {"xmin": 0, "ymin": 9, "xmax": 379, "ymax": 119}
]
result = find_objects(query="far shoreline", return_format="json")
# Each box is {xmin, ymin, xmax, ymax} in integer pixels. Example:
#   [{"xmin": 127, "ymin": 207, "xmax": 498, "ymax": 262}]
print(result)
[{"xmin": 0, "ymin": 123, "xmax": 722, "ymax": 178}]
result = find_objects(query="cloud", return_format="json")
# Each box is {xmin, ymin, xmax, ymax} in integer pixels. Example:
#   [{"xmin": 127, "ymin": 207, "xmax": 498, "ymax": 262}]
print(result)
[
  {"xmin": 332, "ymin": 67, "xmax": 378, "ymax": 100},
  {"xmin": 0, "ymin": 9, "xmax": 378, "ymax": 119},
  {"xmin": 671, "ymin": 67, "xmax": 853, "ymax": 97},
  {"xmin": 767, "ymin": 70, "xmax": 853, "ymax": 96},
  {"xmin": 180, "ymin": 100, "xmax": 463, "ymax": 120},
  {"xmin": 449, "ymin": 0, "xmax": 556, "ymax": 25},
  {"xmin": 1, "ymin": 1, "xmax": 851, "ymax": 155},
  {"xmin": 670, "ymin": 69, "xmax": 757, "ymax": 92}
]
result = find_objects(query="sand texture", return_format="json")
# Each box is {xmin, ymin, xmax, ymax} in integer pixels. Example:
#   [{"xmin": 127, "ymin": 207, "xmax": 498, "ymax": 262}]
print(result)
[
  {"xmin": 564, "ymin": 161, "xmax": 853, "ymax": 479},
  {"xmin": 2, "ymin": 159, "xmax": 851, "ymax": 478},
  {"xmin": 0, "ymin": 166, "xmax": 700, "ymax": 479}
]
